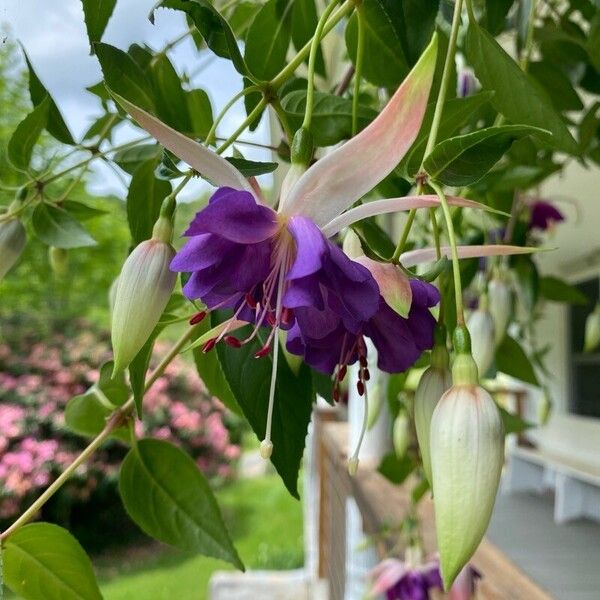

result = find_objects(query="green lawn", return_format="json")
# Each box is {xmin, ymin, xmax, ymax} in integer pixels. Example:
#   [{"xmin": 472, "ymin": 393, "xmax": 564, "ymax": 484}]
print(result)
[{"xmin": 96, "ymin": 474, "xmax": 304, "ymax": 600}]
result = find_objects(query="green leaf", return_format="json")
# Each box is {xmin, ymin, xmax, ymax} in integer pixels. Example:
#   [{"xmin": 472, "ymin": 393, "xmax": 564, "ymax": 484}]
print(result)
[
  {"xmin": 424, "ymin": 125, "xmax": 545, "ymax": 186},
  {"xmin": 63, "ymin": 200, "xmax": 107, "ymax": 221},
  {"xmin": 528, "ymin": 61, "xmax": 583, "ymax": 112},
  {"xmin": 156, "ymin": 150, "xmax": 186, "ymax": 180},
  {"xmin": 351, "ymin": 218, "xmax": 395, "ymax": 261},
  {"xmin": 214, "ymin": 313, "xmax": 313, "ymax": 498},
  {"xmin": 281, "ymin": 90, "xmax": 376, "ymax": 146},
  {"xmin": 119, "ymin": 439, "xmax": 244, "ymax": 569},
  {"xmin": 126, "ymin": 157, "xmax": 172, "ymax": 245},
  {"xmin": 32, "ymin": 204, "xmax": 96, "ymax": 249},
  {"xmin": 129, "ymin": 325, "xmax": 164, "ymax": 417},
  {"xmin": 229, "ymin": 2, "xmax": 262, "ymax": 37},
  {"xmin": 539, "ymin": 276, "xmax": 588, "ymax": 305},
  {"xmin": 3, "ymin": 523, "xmax": 102, "ymax": 600},
  {"xmin": 499, "ymin": 406, "xmax": 533, "ymax": 435},
  {"xmin": 150, "ymin": 54, "xmax": 191, "ymax": 132},
  {"xmin": 484, "ymin": 0, "xmax": 514, "ymax": 35},
  {"xmin": 495, "ymin": 334, "xmax": 539, "ymax": 386},
  {"xmin": 465, "ymin": 22, "xmax": 578, "ymax": 154},
  {"xmin": 586, "ymin": 12, "xmax": 600, "ymax": 72},
  {"xmin": 396, "ymin": 0, "xmax": 440, "ymax": 65},
  {"xmin": 245, "ymin": 0, "xmax": 293, "ymax": 81},
  {"xmin": 7, "ymin": 97, "xmax": 50, "ymax": 171},
  {"xmin": 113, "ymin": 143, "xmax": 161, "ymax": 174},
  {"xmin": 403, "ymin": 92, "xmax": 495, "ymax": 178},
  {"xmin": 513, "ymin": 255, "xmax": 539, "ymax": 313},
  {"xmin": 291, "ymin": 0, "xmax": 325, "ymax": 77},
  {"xmin": 81, "ymin": 0, "xmax": 117, "ymax": 51},
  {"xmin": 94, "ymin": 42, "xmax": 155, "ymax": 112},
  {"xmin": 192, "ymin": 320, "xmax": 241, "ymax": 415},
  {"xmin": 21, "ymin": 47, "xmax": 75, "ymax": 145},
  {"xmin": 155, "ymin": 0, "xmax": 249, "ymax": 77},
  {"xmin": 82, "ymin": 113, "xmax": 120, "ymax": 141},
  {"xmin": 186, "ymin": 89, "xmax": 214, "ymax": 139},
  {"xmin": 345, "ymin": 0, "xmax": 409, "ymax": 88},
  {"xmin": 225, "ymin": 157, "xmax": 278, "ymax": 177},
  {"xmin": 378, "ymin": 453, "xmax": 415, "ymax": 485}
]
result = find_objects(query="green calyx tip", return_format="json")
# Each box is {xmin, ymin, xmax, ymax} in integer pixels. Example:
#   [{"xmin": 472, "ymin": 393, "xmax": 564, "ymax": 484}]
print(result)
[
  {"xmin": 452, "ymin": 353, "xmax": 479, "ymax": 386},
  {"xmin": 290, "ymin": 127, "xmax": 314, "ymax": 167},
  {"xmin": 431, "ymin": 343, "xmax": 449, "ymax": 370}
]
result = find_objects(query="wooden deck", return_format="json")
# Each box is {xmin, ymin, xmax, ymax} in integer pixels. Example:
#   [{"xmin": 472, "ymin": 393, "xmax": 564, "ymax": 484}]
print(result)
[{"xmin": 317, "ymin": 419, "xmax": 553, "ymax": 600}]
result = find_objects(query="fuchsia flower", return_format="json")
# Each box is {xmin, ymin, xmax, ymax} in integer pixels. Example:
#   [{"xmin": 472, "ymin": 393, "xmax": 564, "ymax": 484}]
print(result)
[
  {"xmin": 528, "ymin": 199, "xmax": 565, "ymax": 231},
  {"xmin": 113, "ymin": 34, "xmax": 534, "ymax": 455},
  {"xmin": 370, "ymin": 556, "xmax": 442, "ymax": 600}
]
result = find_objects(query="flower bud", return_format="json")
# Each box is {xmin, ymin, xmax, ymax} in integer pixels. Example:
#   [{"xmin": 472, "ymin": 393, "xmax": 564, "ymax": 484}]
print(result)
[
  {"xmin": 414, "ymin": 345, "xmax": 452, "ymax": 484},
  {"xmin": 393, "ymin": 411, "xmax": 410, "ymax": 458},
  {"xmin": 430, "ymin": 356, "xmax": 504, "ymax": 590},
  {"xmin": 111, "ymin": 217, "xmax": 176, "ymax": 373},
  {"xmin": 584, "ymin": 303, "xmax": 600, "ymax": 352},
  {"xmin": 488, "ymin": 275, "xmax": 512, "ymax": 346},
  {"xmin": 0, "ymin": 217, "xmax": 26, "ymax": 280},
  {"xmin": 49, "ymin": 247, "xmax": 69, "ymax": 278},
  {"xmin": 466, "ymin": 297, "xmax": 495, "ymax": 377}
]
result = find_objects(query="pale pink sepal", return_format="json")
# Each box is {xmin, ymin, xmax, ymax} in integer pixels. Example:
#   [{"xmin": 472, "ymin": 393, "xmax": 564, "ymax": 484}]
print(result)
[
  {"xmin": 369, "ymin": 558, "xmax": 407, "ymax": 596},
  {"xmin": 279, "ymin": 35, "xmax": 438, "ymax": 227},
  {"xmin": 112, "ymin": 94, "xmax": 255, "ymax": 196},
  {"xmin": 320, "ymin": 195, "xmax": 491, "ymax": 238},
  {"xmin": 356, "ymin": 256, "xmax": 412, "ymax": 317},
  {"xmin": 448, "ymin": 565, "xmax": 477, "ymax": 600},
  {"xmin": 401, "ymin": 244, "xmax": 541, "ymax": 268}
]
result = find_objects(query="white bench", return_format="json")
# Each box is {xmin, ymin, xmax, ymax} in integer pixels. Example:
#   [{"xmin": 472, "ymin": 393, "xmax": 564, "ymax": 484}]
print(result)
[{"xmin": 505, "ymin": 415, "xmax": 600, "ymax": 524}]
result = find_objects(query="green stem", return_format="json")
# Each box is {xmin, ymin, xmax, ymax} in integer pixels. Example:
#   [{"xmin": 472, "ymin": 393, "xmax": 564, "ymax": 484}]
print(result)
[
  {"xmin": 215, "ymin": 98, "xmax": 268, "ymax": 154},
  {"xmin": 430, "ymin": 207, "xmax": 441, "ymax": 259},
  {"xmin": 0, "ymin": 326, "xmax": 198, "ymax": 542},
  {"xmin": 520, "ymin": 0, "xmax": 537, "ymax": 72},
  {"xmin": 421, "ymin": 0, "xmax": 464, "ymax": 164},
  {"xmin": 301, "ymin": 0, "xmax": 342, "ymax": 131},
  {"xmin": 391, "ymin": 209, "xmax": 417, "ymax": 263},
  {"xmin": 205, "ymin": 86, "xmax": 260, "ymax": 146},
  {"xmin": 351, "ymin": 5, "xmax": 366, "ymax": 136},
  {"xmin": 271, "ymin": 98, "xmax": 294, "ymax": 143},
  {"xmin": 43, "ymin": 136, "xmax": 151, "ymax": 185},
  {"xmin": 465, "ymin": 0, "xmax": 476, "ymax": 23},
  {"xmin": 271, "ymin": 1, "xmax": 354, "ymax": 89},
  {"xmin": 430, "ymin": 180, "xmax": 464, "ymax": 325}
]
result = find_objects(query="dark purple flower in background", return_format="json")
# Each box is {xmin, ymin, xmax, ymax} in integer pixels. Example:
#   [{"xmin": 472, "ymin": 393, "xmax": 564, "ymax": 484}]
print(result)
[
  {"xmin": 528, "ymin": 199, "xmax": 565, "ymax": 231},
  {"xmin": 370, "ymin": 557, "xmax": 443, "ymax": 600}
]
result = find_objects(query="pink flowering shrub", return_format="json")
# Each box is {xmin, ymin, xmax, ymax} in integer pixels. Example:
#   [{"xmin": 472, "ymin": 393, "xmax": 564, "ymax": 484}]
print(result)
[{"xmin": 0, "ymin": 324, "xmax": 242, "ymax": 548}]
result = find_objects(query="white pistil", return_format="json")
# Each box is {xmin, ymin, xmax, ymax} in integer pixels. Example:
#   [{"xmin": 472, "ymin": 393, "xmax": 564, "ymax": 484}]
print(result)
[
  {"xmin": 260, "ymin": 258, "xmax": 287, "ymax": 460},
  {"xmin": 348, "ymin": 375, "xmax": 369, "ymax": 476}
]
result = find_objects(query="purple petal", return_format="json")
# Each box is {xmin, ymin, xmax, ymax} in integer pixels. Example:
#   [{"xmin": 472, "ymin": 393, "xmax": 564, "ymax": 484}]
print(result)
[
  {"xmin": 185, "ymin": 187, "xmax": 278, "ymax": 243},
  {"xmin": 170, "ymin": 234, "xmax": 235, "ymax": 272},
  {"xmin": 286, "ymin": 216, "xmax": 327, "ymax": 280},
  {"xmin": 529, "ymin": 199, "xmax": 564, "ymax": 231},
  {"xmin": 410, "ymin": 279, "xmax": 440, "ymax": 308},
  {"xmin": 283, "ymin": 276, "xmax": 325, "ymax": 310}
]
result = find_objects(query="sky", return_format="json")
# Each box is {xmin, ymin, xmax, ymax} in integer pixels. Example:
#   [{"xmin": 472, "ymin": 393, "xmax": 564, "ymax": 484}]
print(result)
[{"xmin": 1, "ymin": 0, "xmax": 272, "ymax": 199}]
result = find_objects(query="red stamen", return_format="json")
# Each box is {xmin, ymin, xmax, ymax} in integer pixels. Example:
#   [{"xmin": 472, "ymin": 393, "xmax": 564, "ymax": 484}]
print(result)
[
  {"xmin": 281, "ymin": 308, "xmax": 293, "ymax": 325},
  {"xmin": 333, "ymin": 387, "xmax": 340, "ymax": 402},
  {"xmin": 245, "ymin": 293, "xmax": 257, "ymax": 308},
  {"xmin": 189, "ymin": 311, "xmax": 207, "ymax": 325},
  {"xmin": 224, "ymin": 336, "xmax": 242, "ymax": 348},
  {"xmin": 202, "ymin": 338, "xmax": 217, "ymax": 353},
  {"xmin": 363, "ymin": 368, "xmax": 370, "ymax": 381},
  {"xmin": 359, "ymin": 355, "xmax": 368, "ymax": 368},
  {"xmin": 337, "ymin": 365, "xmax": 347, "ymax": 381},
  {"xmin": 254, "ymin": 345, "xmax": 271, "ymax": 358},
  {"xmin": 357, "ymin": 380, "xmax": 365, "ymax": 396}
]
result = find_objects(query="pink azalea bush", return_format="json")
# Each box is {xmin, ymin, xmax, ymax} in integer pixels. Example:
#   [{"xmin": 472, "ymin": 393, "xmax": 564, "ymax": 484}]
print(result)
[{"xmin": 0, "ymin": 324, "xmax": 241, "ymax": 546}]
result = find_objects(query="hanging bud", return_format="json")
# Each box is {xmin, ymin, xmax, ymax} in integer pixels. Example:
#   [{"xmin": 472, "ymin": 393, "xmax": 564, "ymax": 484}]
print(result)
[
  {"xmin": 584, "ymin": 303, "xmax": 600, "ymax": 352},
  {"xmin": 48, "ymin": 247, "xmax": 69, "ymax": 278},
  {"xmin": 466, "ymin": 295, "xmax": 495, "ymax": 377},
  {"xmin": 392, "ymin": 411, "xmax": 410, "ymax": 458},
  {"xmin": 488, "ymin": 273, "xmax": 512, "ymax": 346},
  {"xmin": 430, "ymin": 329, "xmax": 504, "ymax": 590},
  {"xmin": 111, "ymin": 202, "xmax": 177, "ymax": 373},
  {"xmin": 414, "ymin": 335, "xmax": 452, "ymax": 485},
  {"xmin": 0, "ymin": 217, "xmax": 27, "ymax": 280}
]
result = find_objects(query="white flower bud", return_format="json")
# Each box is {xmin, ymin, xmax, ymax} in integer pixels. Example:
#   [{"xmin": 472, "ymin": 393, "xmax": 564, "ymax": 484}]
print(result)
[
  {"xmin": 430, "ymin": 357, "xmax": 504, "ymax": 590},
  {"xmin": 111, "ymin": 220, "xmax": 176, "ymax": 373},
  {"xmin": 488, "ymin": 275, "xmax": 512, "ymax": 346},
  {"xmin": 467, "ymin": 299, "xmax": 495, "ymax": 377},
  {"xmin": 414, "ymin": 346, "xmax": 452, "ymax": 484},
  {"xmin": 0, "ymin": 217, "xmax": 26, "ymax": 280},
  {"xmin": 392, "ymin": 412, "xmax": 410, "ymax": 458},
  {"xmin": 584, "ymin": 303, "xmax": 600, "ymax": 353}
]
